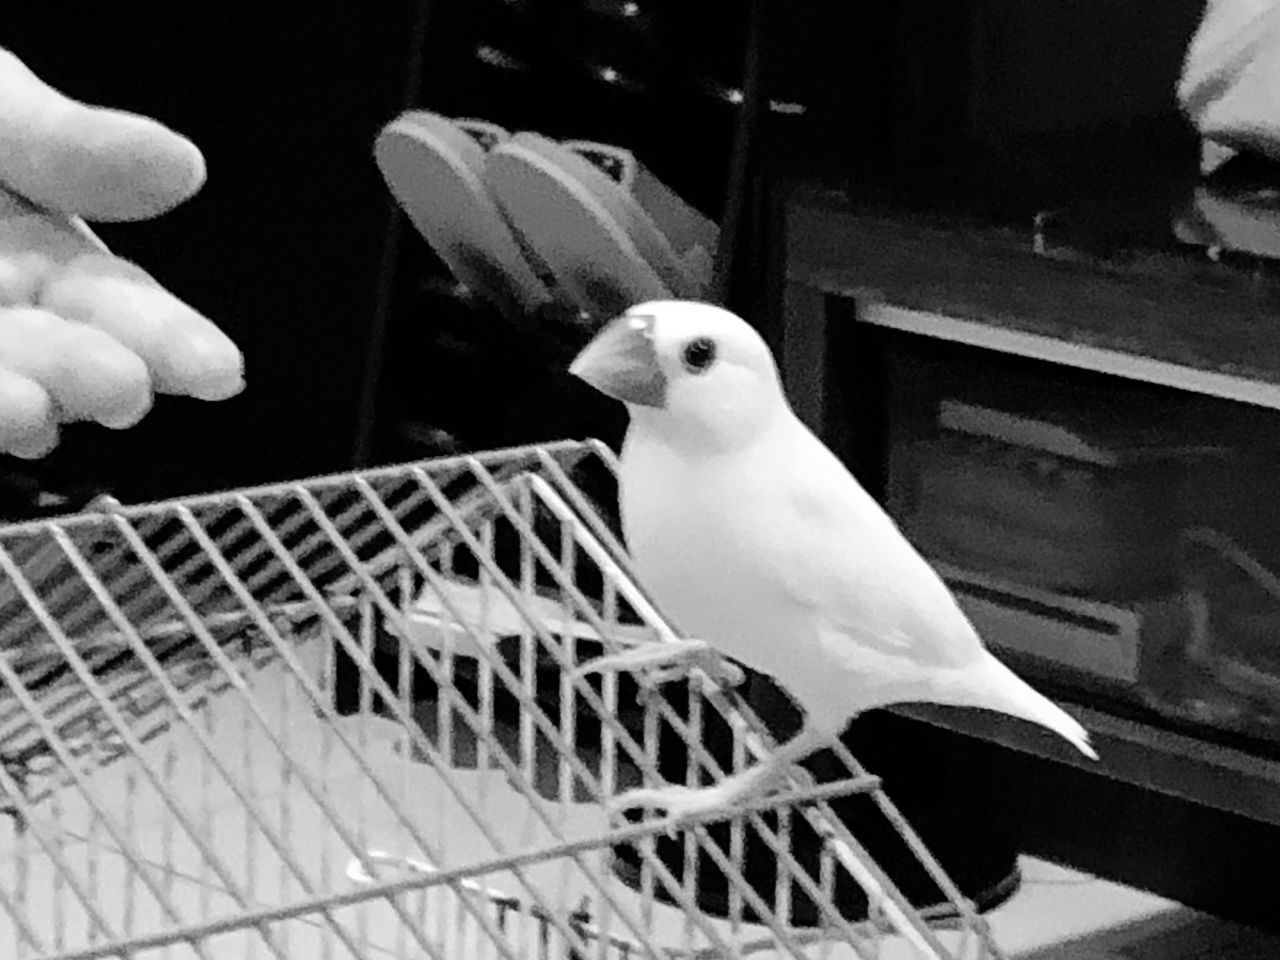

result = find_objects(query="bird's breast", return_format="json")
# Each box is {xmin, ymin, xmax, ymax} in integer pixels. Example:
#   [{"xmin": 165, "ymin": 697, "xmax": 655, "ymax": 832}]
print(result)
[{"xmin": 619, "ymin": 453, "xmax": 803, "ymax": 673}]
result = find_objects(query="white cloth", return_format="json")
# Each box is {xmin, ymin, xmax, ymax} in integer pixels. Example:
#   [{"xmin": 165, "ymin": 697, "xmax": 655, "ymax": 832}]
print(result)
[{"xmin": 1179, "ymin": 0, "xmax": 1280, "ymax": 166}]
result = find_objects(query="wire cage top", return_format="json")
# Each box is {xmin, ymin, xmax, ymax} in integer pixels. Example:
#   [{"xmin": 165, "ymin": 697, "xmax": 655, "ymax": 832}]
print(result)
[{"xmin": 0, "ymin": 440, "xmax": 999, "ymax": 960}]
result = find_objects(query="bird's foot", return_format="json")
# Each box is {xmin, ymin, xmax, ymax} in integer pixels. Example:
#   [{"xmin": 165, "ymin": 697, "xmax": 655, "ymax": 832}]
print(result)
[
  {"xmin": 608, "ymin": 729, "xmax": 829, "ymax": 835},
  {"xmin": 575, "ymin": 638, "xmax": 745, "ymax": 692},
  {"xmin": 607, "ymin": 782, "xmax": 757, "ymax": 837},
  {"xmin": 607, "ymin": 765, "xmax": 779, "ymax": 837}
]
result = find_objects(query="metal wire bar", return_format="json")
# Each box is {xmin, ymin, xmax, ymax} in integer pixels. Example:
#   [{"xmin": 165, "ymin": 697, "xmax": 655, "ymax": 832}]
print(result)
[
  {"xmin": 367, "ymin": 465, "xmax": 896, "ymax": 959},
  {"xmin": 351, "ymin": 849, "xmax": 911, "ymax": 960},
  {"xmin": 282, "ymin": 483, "xmax": 723, "ymax": 960},
  {"xmin": 427, "ymin": 464, "xmax": 884, "ymax": 957},
  {"xmin": 165, "ymin": 502, "xmax": 531, "ymax": 960},
  {"xmin": 824, "ymin": 738, "xmax": 1004, "ymax": 958},
  {"xmin": 508, "ymin": 471, "xmax": 947, "ymax": 957},
  {"xmin": 362, "ymin": 468, "xmax": 854, "ymax": 959},
  {"xmin": 363, "ymin": 464, "xmax": 827, "ymax": 955},
  {"xmin": 493, "ymin": 478, "xmax": 900, "ymax": 956},
  {"xmin": 65, "ymin": 517, "xmax": 454, "ymax": 960},
  {"xmin": 27, "ymin": 778, "xmax": 869, "ymax": 960},
  {"xmin": 7, "ymin": 519, "xmax": 520, "ymax": 959},
  {"xmin": 1, "ymin": 640, "xmax": 285, "ymax": 813},
  {"xmin": 0, "ymin": 441, "xmax": 999, "ymax": 960},
  {"xmin": 0, "ymin": 548, "xmax": 233, "ymax": 960},
  {"xmin": 535, "ymin": 446, "xmax": 987, "ymax": 956},
  {"xmin": 8, "ymin": 550, "xmax": 327, "ymax": 960},
  {"xmin": 0, "ymin": 737, "xmax": 98, "ymax": 955},
  {"xmin": 6, "ymin": 465, "xmax": 481, "ymax": 666},
  {"xmin": 225, "ymin": 484, "xmax": 658, "ymax": 959}
]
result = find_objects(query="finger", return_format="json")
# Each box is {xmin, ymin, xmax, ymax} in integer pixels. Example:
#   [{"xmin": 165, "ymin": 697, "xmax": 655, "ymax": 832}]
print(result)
[
  {"xmin": 41, "ymin": 254, "xmax": 244, "ymax": 400},
  {"xmin": 0, "ymin": 250, "xmax": 56, "ymax": 306},
  {"xmin": 4, "ymin": 420, "xmax": 59, "ymax": 459},
  {"xmin": 0, "ymin": 365, "xmax": 57, "ymax": 458},
  {"xmin": 0, "ymin": 200, "xmax": 104, "ymax": 272},
  {"xmin": 0, "ymin": 47, "xmax": 205, "ymax": 221},
  {"xmin": 0, "ymin": 306, "xmax": 151, "ymax": 428}
]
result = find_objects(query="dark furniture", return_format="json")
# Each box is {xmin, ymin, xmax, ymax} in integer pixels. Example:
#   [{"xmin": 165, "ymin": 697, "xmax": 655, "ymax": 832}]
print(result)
[{"xmin": 779, "ymin": 182, "xmax": 1280, "ymax": 931}]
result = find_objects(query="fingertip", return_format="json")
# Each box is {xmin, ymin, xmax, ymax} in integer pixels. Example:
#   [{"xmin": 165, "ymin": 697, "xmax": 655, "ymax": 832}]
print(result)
[
  {"xmin": 98, "ymin": 114, "xmax": 209, "ymax": 220},
  {"xmin": 184, "ymin": 368, "xmax": 245, "ymax": 401},
  {"xmin": 96, "ymin": 386, "xmax": 153, "ymax": 429},
  {"xmin": 0, "ymin": 365, "xmax": 52, "ymax": 426},
  {"xmin": 73, "ymin": 345, "xmax": 153, "ymax": 429},
  {"xmin": 0, "ymin": 365, "xmax": 56, "ymax": 456},
  {"xmin": 0, "ymin": 305, "xmax": 154, "ymax": 428},
  {"xmin": 42, "ymin": 259, "xmax": 242, "ymax": 399},
  {"xmin": 151, "ymin": 312, "xmax": 244, "ymax": 399},
  {"xmin": 170, "ymin": 131, "xmax": 207, "ymax": 197},
  {"xmin": 6, "ymin": 109, "xmax": 208, "ymax": 222},
  {"xmin": 5, "ymin": 420, "xmax": 59, "ymax": 459}
]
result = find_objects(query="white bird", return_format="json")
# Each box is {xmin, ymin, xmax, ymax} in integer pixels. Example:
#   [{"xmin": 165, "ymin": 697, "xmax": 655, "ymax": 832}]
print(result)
[{"xmin": 569, "ymin": 301, "xmax": 1098, "ymax": 825}]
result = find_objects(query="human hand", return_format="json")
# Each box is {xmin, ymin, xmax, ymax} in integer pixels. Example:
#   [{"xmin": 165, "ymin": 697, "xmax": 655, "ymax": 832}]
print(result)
[{"xmin": 0, "ymin": 46, "xmax": 243, "ymax": 458}]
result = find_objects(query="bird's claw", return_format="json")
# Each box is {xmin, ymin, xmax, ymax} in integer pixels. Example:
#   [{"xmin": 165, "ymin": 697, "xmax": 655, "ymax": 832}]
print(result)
[
  {"xmin": 607, "ymin": 784, "xmax": 740, "ymax": 838},
  {"xmin": 575, "ymin": 639, "xmax": 745, "ymax": 693}
]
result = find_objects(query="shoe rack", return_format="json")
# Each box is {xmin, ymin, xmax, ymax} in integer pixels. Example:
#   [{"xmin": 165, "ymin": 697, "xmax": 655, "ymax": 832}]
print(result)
[{"xmin": 353, "ymin": 0, "xmax": 859, "ymax": 468}]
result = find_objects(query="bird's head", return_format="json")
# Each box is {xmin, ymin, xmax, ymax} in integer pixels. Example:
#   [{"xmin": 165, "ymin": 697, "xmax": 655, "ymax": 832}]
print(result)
[{"xmin": 569, "ymin": 300, "xmax": 788, "ymax": 452}]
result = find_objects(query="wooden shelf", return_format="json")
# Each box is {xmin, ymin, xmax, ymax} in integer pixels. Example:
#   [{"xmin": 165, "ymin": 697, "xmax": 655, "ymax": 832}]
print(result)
[
  {"xmin": 782, "ymin": 185, "xmax": 1280, "ymax": 829},
  {"xmin": 785, "ymin": 185, "xmax": 1280, "ymax": 394},
  {"xmin": 861, "ymin": 302, "xmax": 1280, "ymax": 411}
]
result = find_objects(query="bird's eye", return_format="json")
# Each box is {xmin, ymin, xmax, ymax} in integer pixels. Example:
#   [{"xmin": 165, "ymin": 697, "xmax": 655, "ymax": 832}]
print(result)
[{"xmin": 681, "ymin": 337, "xmax": 717, "ymax": 373}]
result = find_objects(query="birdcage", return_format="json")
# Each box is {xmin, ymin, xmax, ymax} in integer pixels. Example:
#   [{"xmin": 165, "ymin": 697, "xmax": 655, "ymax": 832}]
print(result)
[{"xmin": 0, "ymin": 439, "xmax": 1004, "ymax": 960}]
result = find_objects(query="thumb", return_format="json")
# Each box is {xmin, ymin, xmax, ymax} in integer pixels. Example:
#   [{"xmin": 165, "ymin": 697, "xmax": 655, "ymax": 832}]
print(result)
[{"xmin": 0, "ymin": 47, "xmax": 205, "ymax": 222}]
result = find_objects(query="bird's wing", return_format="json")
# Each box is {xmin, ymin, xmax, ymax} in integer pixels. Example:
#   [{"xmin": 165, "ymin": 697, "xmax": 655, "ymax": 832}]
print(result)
[{"xmin": 760, "ymin": 439, "xmax": 983, "ymax": 671}]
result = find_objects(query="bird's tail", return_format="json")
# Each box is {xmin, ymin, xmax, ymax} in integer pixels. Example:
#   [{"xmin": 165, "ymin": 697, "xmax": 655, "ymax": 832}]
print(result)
[{"xmin": 959, "ymin": 653, "xmax": 1098, "ymax": 760}]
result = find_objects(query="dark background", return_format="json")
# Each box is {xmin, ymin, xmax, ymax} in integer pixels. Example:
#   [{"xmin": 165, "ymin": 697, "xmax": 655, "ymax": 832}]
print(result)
[{"xmin": 0, "ymin": 1, "xmax": 1208, "ymax": 500}]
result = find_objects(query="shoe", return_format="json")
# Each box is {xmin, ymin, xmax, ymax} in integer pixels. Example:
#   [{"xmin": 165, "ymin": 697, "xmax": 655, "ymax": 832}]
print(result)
[
  {"xmin": 374, "ymin": 111, "xmax": 557, "ymax": 319},
  {"xmin": 485, "ymin": 132, "xmax": 718, "ymax": 320}
]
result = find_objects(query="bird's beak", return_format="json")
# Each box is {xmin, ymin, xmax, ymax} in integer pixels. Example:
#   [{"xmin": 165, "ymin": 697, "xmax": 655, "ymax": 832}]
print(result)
[{"xmin": 569, "ymin": 313, "xmax": 667, "ymax": 408}]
